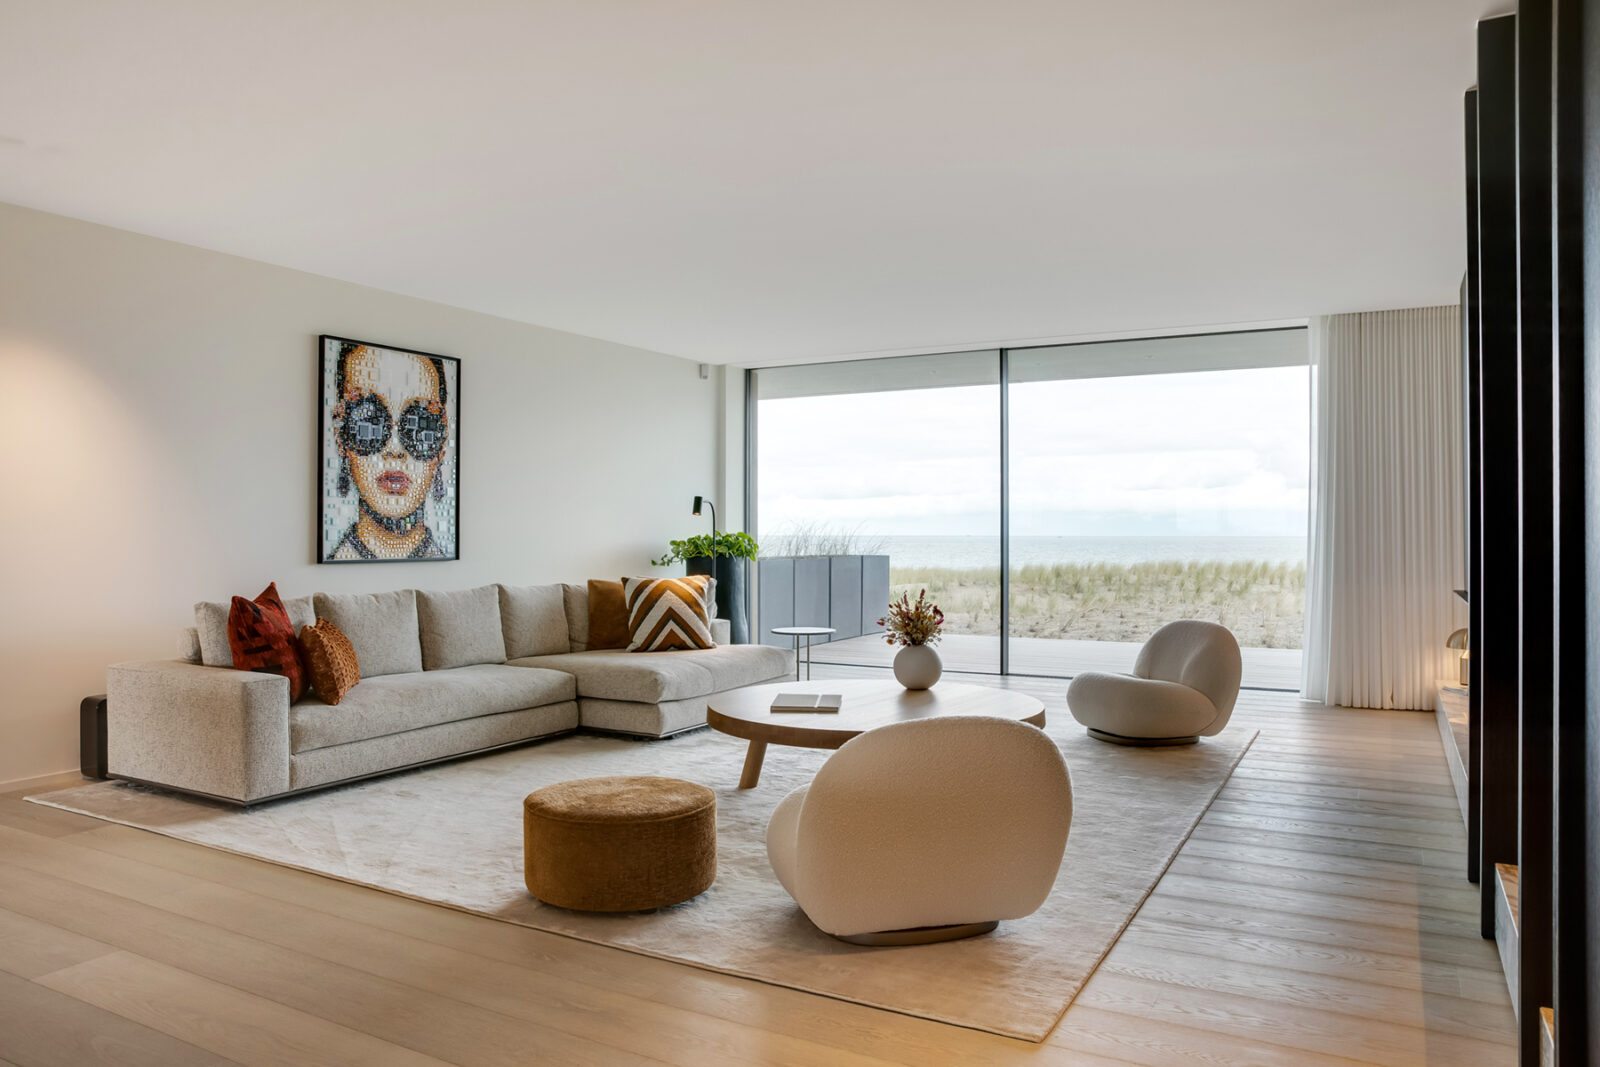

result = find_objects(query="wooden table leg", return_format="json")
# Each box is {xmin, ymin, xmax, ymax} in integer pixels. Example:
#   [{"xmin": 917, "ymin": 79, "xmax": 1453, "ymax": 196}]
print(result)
[{"xmin": 738, "ymin": 740, "xmax": 768, "ymax": 789}]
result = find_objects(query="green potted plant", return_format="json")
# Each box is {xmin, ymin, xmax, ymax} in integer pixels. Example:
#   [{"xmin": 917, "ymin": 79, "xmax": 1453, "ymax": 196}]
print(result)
[{"xmin": 652, "ymin": 531, "xmax": 759, "ymax": 643}]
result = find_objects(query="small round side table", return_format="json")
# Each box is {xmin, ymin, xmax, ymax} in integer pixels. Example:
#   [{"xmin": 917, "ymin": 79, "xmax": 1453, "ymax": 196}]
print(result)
[{"xmin": 769, "ymin": 626, "xmax": 837, "ymax": 680}]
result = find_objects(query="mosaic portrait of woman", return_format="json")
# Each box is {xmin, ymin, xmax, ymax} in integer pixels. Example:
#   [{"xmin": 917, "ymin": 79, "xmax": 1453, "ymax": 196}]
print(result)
[{"xmin": 319, "ymin": 336, "xmax": 459, "ymax": 562}]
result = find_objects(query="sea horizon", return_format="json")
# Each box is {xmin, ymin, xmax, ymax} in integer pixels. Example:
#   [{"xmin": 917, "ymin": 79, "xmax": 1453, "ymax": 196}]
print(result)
[{"xmin": 759, "ymin": 534, "xmax": 1306, "ymax": 569}]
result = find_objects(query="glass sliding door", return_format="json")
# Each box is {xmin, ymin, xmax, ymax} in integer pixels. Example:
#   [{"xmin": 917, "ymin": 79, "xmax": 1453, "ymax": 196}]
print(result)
[
  {"xmin": 751, "ymin": 352, "xmax": 1001, "ymax": 674},
  {"xmin": 1005, "ymin": 330, "xmax": 1309, "ymax": 687}
]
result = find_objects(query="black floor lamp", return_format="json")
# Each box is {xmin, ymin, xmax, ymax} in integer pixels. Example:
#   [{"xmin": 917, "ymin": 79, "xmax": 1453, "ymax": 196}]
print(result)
[
  {"xmin": 692, "ymin": 495, "xmax": 717, "ymax": 555},
  {"xmin": 690, "ymin": 495, "xmax": 748, "ymax": 643}
]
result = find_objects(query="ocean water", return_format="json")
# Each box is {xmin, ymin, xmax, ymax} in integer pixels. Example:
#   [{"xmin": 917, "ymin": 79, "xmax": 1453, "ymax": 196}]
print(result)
[{"xmin": 763, "ymin": 535, "xmax": 1306, "ymax": 570}]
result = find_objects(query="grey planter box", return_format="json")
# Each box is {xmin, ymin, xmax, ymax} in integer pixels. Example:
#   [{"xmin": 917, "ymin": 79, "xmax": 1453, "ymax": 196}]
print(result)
[{"xmin": 757, "ymin": 554, "xmax": 891, "ymax": 649}]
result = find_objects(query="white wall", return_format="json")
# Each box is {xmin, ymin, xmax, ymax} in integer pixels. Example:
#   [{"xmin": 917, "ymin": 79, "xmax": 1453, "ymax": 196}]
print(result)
[{"xmin": 0, "ymin": 202, "xmax": 721, "ymax": 785}]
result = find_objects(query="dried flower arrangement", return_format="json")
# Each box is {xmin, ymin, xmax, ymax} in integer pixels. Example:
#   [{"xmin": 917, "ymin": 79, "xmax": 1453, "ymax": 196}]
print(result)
[{"xmin": 878, "ymin": 589, "xmax": 944, "ymax": 647}]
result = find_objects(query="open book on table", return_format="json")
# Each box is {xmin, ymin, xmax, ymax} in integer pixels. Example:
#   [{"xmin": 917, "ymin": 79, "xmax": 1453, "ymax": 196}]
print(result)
[{"xmin": 769, "ymin": 692, "xmax": 843, "ymax": 713}]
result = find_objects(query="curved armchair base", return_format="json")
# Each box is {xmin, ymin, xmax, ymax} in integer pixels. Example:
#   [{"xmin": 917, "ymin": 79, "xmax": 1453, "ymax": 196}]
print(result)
[
  {"xmin": 835, "ymin": 920, "xmax": 999, "ymax": 946},
  {"xmin": 1087, "ymin": 728, "xmax": 1199, "ymax": 747}
]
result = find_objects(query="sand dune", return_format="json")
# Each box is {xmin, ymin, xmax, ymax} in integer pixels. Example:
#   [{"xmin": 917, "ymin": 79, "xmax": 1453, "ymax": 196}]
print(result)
[{"xmin": 889, "ymin": 560, "xmax": 1305, "ymax": 649}]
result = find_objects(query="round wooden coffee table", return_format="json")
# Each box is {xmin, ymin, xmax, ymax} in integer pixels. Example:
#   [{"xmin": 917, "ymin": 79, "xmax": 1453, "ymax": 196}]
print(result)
[{"xmin": 706, "ymin": 679, "xmax": 1046, "ymax": 788}]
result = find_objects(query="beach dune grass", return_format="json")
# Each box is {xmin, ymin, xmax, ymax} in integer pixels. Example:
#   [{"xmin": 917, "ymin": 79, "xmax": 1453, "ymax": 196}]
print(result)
[{"xmin": 890, "ymin": 559, "xmax": 1305, "ymax": 649}]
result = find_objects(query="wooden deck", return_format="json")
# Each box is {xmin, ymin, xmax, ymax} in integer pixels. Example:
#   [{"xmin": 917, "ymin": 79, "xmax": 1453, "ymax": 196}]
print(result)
[
  {"xmin": 0, "ymin": 664, "xmax": 1513, "ymax": 1065},
  {"xmin": 808, "ymin": 632, "xmax": 1304, "ymax": 690}
]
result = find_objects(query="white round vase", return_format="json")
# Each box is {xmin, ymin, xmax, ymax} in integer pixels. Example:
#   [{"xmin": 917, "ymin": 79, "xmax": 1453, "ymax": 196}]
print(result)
[{"xmin": 893, "ymin": 644, "xmax": 943, "ymax": 690}]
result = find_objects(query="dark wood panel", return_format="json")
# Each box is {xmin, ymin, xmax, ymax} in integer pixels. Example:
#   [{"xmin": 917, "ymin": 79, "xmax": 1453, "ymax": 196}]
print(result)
[
  {"xmin": 1515, "ymin": 3, "xmax": 1556, "ymax": 1058},
  {"xmin": 1464, "ymin": 87, "xmax": 1483, "ymax": 885},
  {"xmin": 1473, "ymin": 12, "xmax": 1520, "ymax": 940},
  {"xmin": 1556, "ymin": 0, "xmax": 1598, "ymax": 1061}
]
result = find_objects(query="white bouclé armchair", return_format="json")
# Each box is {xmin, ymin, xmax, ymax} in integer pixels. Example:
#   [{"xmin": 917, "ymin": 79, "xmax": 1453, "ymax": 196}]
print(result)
[
  {"xmin": 765, "ymin": 715, "xmax": 1072, "ymax": 945},
  {"xmin": 1066, "ymin": 620, "xmax": 1242, "ymax": 745}
]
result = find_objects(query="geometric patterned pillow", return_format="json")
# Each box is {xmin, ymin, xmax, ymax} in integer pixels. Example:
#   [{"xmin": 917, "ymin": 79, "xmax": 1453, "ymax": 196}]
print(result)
[
  {"xmin": 622, "ymin": 575, "xmax": 715, "ymax": 652},
  {"xmin": 301, "ymin": 618, "xmax": 361, "ymax": 705},
  {"xmin": 226, "ymin": 582, "xmax": 307, "ymax": 702}
]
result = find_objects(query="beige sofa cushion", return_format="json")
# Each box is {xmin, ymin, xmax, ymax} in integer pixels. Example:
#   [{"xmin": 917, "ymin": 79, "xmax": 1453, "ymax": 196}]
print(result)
[
  {"xmin": 511, "ymin": 644, "xmax": 791, "ymax": 705},
  {"xmin": 562, "ymin": 583, "xmax": 591, "ymax": 651},
  {"xmin": 179, "ymin": 626, "xmax": 202, "ymax": 663},
  {"xmin": 313, "ymin": 589, "xmax": 423, "ymax": 678},
  {"xmin": 417, "ymin": 585, "xmax": 507, "ymax": 670},
  {"xmin": 194, "ymin": 594, "xmax": 314, "ymax": 667},
  {"xmin": 290, "ymin": 704, "xmax": 579, "ymax": 792},
  {"xmin": 499, "ymin": 583, "xmax": 569, "ymax": 659},
  {"xmin": 290, "ymin": 663, "xmax": 576, "ymax": 753}
]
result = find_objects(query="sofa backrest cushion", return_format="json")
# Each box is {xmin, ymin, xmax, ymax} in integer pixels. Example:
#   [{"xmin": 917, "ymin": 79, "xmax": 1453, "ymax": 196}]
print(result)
[
  {"xmin": 179, "ymin": 626, "xmax": 202, "ymax": 663},
  {"xmin": 194, "ymin": 593, "xmax": 314, "ymax": 668},
  {"xmin": 499, "ymin": 584, "xmax": 568, "ymax": 659},
  {"xmin": 562, "ymin": 584, "xmax": 590, "ymax": 652},
  {"xmin": 313, "ymin": 589, "xmax": 424, "ymax": 678},
  {"xmin": 416, "ymin": 585, "xmax": 508, "ymax": 671}
]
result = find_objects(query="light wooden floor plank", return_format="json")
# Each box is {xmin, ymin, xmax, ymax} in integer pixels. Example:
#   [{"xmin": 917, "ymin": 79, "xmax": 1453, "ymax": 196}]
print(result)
[
  {"xmin": 1075, "ymin": 970, "xmax": 1508, "ymax": 1066},
  {"xmin": 1046, "ymin": 1003, "xmax": 1376, "ymax": 1067},
  {"xmin": 4, "ymin": 668, "xmax": 1512, "ymax": 1065},
  {"xmin": 38, "ymin": 952, "xmax": 453, "ymax": 1067},
  {"xmin": 1160, "ymin": 853, "xmax": 1480, "ymax": 916},
  {"xmin": 1101, "ymin": 941, "xmax": 1514, "ymax": 1046},
  {"xmin": 0, "ymin": 968, "xmax": 237, "ymax": 1067},
  {"xmin": 0, "ymin": 858, "xmax": 669, "ymax": 1067},
  {"xmin": 0, "ymin": 905, "xmax": 117, "ymax": 980},
  {"xmin": 61, "ymin": 825, "xmax": 1056, "ymax": 1067},
  {"xmin": 0, "ymin": 795, "xmax": 105, "ymax": 839}
]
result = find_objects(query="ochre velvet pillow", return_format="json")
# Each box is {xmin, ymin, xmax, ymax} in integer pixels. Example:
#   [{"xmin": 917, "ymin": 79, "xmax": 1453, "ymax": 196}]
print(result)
[
  {"xmin": 301, "ymin": 618, "xmax": 361, "ymax": 705},
  {"xmin": 586, "ymin": 579, "xmax": 630, "ymax": 651},
  {"xmin": 227, "ymin": 582, "xmax": 307, "ymax": 702},
  {"xmin": 623, "ymin": 575, "xmax": 715, "ymax": 652}
]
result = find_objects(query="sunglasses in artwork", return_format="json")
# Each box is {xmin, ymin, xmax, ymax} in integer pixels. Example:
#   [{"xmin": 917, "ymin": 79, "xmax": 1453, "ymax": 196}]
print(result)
[{"xmin": 338, "ymin": 393, "xmax": 448, "ymax": 461}]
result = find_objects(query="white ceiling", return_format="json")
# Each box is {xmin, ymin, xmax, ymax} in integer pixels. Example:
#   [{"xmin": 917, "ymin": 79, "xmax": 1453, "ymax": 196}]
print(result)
[{"xmin": 0, "ymin": 1, "xmax": 1495, "ymax": 365}]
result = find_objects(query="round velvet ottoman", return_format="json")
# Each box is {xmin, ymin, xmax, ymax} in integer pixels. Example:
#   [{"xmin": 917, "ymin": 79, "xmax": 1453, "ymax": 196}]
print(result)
[{"xmin": 523, "ymin": 776, "xmax": 717, "ymax": 912}]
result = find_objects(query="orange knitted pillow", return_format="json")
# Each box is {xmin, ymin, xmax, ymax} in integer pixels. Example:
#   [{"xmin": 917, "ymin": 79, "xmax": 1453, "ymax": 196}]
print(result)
[{"xmin": 301, "ymin": 618, "xmax": 361, "ymax": 705}]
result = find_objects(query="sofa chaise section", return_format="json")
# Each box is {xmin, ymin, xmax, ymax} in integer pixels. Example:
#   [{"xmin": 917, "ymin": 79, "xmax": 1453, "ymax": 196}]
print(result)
[
  {"xmin": 512, "ymin": 644, "xmax": 791, "ymax": 737},
  {"xmin": 529, "ymin": 582, "xmax": 793, "ymax": 737}
]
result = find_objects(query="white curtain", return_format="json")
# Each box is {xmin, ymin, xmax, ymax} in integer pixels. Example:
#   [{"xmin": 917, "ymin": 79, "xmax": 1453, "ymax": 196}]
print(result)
[{"xmin": 1301, "ymin": 306, "xmax": 1467, "ymax": 710}]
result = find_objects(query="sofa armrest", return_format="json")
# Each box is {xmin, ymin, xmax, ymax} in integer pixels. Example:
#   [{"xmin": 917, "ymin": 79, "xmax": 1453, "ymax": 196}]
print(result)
[
  {"xmin": 105, "ymin": 660, "xmax": 291, "ymax": 803},
  {"xmin": 710, "ymin": 618, "xmax": 731, "ymax": 645}
]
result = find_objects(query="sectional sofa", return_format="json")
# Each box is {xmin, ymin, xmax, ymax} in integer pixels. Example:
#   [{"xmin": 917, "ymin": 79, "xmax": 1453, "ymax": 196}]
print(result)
[{"xmin": 104, "ymin": 583, "xmax": 792, "ymax": 805}]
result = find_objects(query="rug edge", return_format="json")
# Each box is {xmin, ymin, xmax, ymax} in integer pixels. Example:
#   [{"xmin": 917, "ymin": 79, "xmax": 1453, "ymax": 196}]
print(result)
[
  {"xmin": 1034, "ymin": 727, "xmax": 1260, "ymax": 1038},
  {"xmin": 23, "ymin": 732, "xmax": 1261, "ymax": 1045},
  {"xmin": 22, "ymin": 788, "xmax": 1057, "ymax": 1041}
]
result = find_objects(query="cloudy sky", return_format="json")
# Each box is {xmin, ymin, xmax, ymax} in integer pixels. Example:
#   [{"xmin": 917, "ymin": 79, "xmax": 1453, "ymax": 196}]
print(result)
[{"xmin": 757, "ymin": 365, "xmax": 1309, "ymax": 538}]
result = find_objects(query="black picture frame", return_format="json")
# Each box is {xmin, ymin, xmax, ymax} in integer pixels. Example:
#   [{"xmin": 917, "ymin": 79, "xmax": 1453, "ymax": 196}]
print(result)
[{"xmin": 317, "ymin": 334, "xmax": 460, "ymax": 563}]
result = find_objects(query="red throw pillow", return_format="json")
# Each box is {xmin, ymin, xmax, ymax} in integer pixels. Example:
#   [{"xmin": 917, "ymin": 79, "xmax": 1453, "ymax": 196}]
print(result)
[{"xmin": 227, "ymin": 582, "xmax": 307, "ymax": 702}]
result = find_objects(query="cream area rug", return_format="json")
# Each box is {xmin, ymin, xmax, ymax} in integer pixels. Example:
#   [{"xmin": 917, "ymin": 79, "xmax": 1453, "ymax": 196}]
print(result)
[{"xmin": 30, "ymin": 719, "xmax": 1255, "ymax": 1042}]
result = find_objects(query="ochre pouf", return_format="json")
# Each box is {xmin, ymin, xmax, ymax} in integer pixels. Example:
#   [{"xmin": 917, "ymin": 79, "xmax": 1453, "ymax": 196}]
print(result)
[{"xmin": 523, "ymin": 776, "xmax": 717, "ymax": 912}]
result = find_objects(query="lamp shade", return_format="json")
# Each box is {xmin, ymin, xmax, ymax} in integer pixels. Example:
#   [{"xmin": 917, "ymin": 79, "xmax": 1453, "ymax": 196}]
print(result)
[{"xmin": 1446, "ymin": 628, "xmax": 1469, "ymax": 650}]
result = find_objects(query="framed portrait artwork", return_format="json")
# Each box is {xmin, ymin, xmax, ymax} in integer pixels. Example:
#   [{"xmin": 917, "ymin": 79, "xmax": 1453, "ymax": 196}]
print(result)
[{"xmin": 318, "ymin": 335, "xmax": 460, "ymax": 562}]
